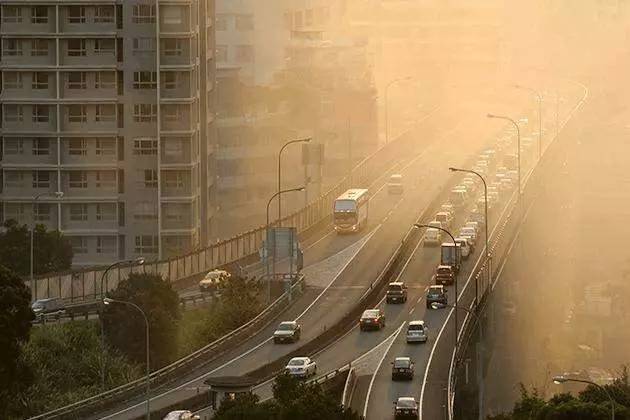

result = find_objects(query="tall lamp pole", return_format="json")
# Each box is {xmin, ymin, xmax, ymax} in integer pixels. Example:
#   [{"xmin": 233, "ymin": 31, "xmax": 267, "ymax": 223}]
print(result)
[
  {"xmin": 278, "ymin": 138, "xmax": 311, "ymax": 227},
  {"xmin": 385, "ymin": 77, "xmax": 412, "ymax": 144},
  {"xmin": 553, "ymin": 375, "xmax": 615, "ymax": 420},
  {"xmin": 99, "ymin": 258, "xmax": 145, "ymax": 390},
  {"xmin": 487, "ymin": 114, "xmax": 521, "ymax": 197},
  {"xmin": 31, "ymin": 191, "xmax": 64, "ymax": 299},
  {"xmin": 414, "ymin": 223, "xmax": 459, "ymax": 346},
  {"xmin": 449, "ymin": 167, "xmax": 489, "ymax": 298},
  {"xmin": 266, "ymin": 187, "xmax": 305, "ymax": 303},
  {"xmin": 103, "ymin": 298, "xmax": 151, "ymax": 419},
  {"xmin": 514, "ymin": 84, "xmax": 543, "ymax": 159}
]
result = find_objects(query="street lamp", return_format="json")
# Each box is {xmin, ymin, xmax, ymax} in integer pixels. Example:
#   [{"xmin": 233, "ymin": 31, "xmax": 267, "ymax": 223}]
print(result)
[
  {"xmin": 414, "ymin": 223, "xmax": 459, "ymax": 347},
  {"xmin": 100, "ymin": 257, "xmax": 145, "ymax": 390},
  {"xmin": 31, "ymin": 191, "xmax": 64, "ymax": 298},
  {"xmin": 385, "ymin": 77, "xmax": 412, "ymax": 144},
  {"xmin": 432, "ymin": 302, "xmax": 485, "ymax": 420},
  {"xmin": 103, "ymin": 298, "xmax": 151, "ymax": 420},
  {"xmin": 449, "ymin": 167, "xmax": 489, "ymax": 300},
  {"xmin": 266, "ymin": 187, "xmax": 305, "ymax": 303},
  {"xmin": 487, "ymin": 114, "xmax": 521, "ymax": 197},
  {"xmin": 513, "ymin": 84, "xmax": 543, "ymax": 160},
  {"xmin": 552, "ymin": 375, "xmax": 615, "ymax": 420},
  {"xmin": 278, "ymin": 138, "xmax": 311, "ymax": 227}
]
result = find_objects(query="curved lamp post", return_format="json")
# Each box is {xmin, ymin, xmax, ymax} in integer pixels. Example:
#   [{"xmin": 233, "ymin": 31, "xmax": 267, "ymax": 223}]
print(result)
[
  {"xmin": 278, "ymin": 138, "xmax": 311, "ymax": 227},
  {"xmin": 487, "ymin": 114, "xmax": 521, "ymax": 197},
  {"xmin": 103, "ymin": 298, "xmax": 151, "ymax": 419},
  {"xmin": 514, "ymin": 84, "xmax": 543, "ymax": 159},
  {"xmin": 553, "ymin": 375, "xmax": 615, "ymax": 420}
]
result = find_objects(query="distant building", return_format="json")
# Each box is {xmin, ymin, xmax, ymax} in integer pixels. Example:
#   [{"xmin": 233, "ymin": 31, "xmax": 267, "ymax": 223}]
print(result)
[{"xmin": 0, "ymin": 1, "xmax": 217, "ymax": 265}]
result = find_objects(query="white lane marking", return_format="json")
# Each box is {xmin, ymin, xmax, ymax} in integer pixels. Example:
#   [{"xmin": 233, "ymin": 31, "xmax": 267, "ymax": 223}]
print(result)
[
  {"xmin": 362, "ymin": 322, "xmax": 406, "ymax": 418},
  {"xmin": 101, "ymin": 227, "xmax": 381, "ymax": 420},
  {"xmin": 409, "ymin": 307, "xmax": 415, "ymax": 315}
]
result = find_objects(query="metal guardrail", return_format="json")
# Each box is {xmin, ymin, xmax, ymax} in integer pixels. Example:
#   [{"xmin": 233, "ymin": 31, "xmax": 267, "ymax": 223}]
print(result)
[
  {"xmin": 26, "ymin": 117, "xmax": 433, "ymax": 303},
  {"xmin": 341, "ymin": 367, "xmax": 357, "ymax": 408},
  {"xmin": 28, "ymin": 274, "xmax": 306, "ymax": 420}
]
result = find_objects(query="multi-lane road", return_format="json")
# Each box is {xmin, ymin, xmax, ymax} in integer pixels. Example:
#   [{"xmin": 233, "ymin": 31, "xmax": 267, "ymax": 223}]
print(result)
[{"xmin": 88, "ymin": 91, "xmax": 534, "ymax": 419}]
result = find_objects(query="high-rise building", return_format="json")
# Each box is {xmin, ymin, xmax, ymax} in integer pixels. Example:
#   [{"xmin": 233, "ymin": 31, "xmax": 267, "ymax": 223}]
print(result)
[{"xmin": 0, "ymin": 1, "xmax": 217, "ymax": 266}]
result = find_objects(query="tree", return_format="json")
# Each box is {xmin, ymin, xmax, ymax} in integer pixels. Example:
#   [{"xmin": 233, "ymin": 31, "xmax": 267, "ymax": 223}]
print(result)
[
  {"xmin": 0, "ymin": 265, "xmax": 34, "ymax": 416},
  {"xmin": 212, "ymin": 373, "xmax": 363, "ymax": 420},
  {"xmin": 0, "ymin": 219, "xmax": 73, "ymax": 276},
  {"xmin": 102, "ymin": 272, "xmax": 180, "ymax": 369}
]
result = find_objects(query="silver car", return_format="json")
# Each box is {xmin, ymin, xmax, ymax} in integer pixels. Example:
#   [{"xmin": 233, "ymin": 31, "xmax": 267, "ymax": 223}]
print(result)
[{"xmin": 406, "ymin": 320, "xmax": 428, "ymax": 343}]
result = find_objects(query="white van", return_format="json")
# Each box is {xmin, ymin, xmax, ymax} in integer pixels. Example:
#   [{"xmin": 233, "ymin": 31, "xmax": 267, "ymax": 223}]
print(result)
[
  {"xmin": 424, "ymin": 228, "xmax": 441, "ymax": 246},
  {"xmin": 455, "ymin": 238, "xmax": 472, "ymax": 259},
  {"xmin": 387, "ymin": 174, "xmax": 404, "ymax": 194}
]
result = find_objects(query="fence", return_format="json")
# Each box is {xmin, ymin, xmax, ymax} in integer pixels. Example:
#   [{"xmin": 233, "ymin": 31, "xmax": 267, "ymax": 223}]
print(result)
[{"xmin": 26, "ymin": 115, "xmax": 432, "ymax": 302}]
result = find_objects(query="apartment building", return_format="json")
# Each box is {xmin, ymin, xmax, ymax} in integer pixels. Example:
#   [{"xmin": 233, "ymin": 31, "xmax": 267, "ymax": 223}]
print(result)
[{"xmin": 0, "ymin": 1, "xmax": 217, "ymax": 266}]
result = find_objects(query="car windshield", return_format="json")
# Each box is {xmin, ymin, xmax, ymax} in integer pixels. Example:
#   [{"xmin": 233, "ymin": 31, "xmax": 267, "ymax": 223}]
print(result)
[
  {"xmin": 428, "ymin": 287, "xmax": 442, "ymax": 295},
  {"xmin": 388, "ymin": 284, "xmax": 403, "ymax": 291},
  {"xmin": 334, "ymin": 199, "xmax": 356, "ymax": 212},
  {"xmin": 277, "ymin": 323, "xmax": 294, "ymax": 331},
  {"xmin": 397, "ymin": 399, "xmax": 417, "ymax": 408},
  {"xmin": 288, "ymin": 359, "xmax": 306, "ymax": 366},
  {"xmin": 394, "ymin": 359, "xmax": 410, "ymax": 368},
  {"xmin": 408, "ymin": 324, "xmax": 424, "ymax": 331},
  {"xmin": 363, "ymin": 310, "xmax": 379, "ymax": 318}
]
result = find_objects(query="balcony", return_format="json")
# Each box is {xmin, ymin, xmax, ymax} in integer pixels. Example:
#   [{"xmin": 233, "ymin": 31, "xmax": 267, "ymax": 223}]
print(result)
[
  {"xmin": 1, "ymin": 137, "xmax": 58, "ymax": 166},
  {"xmin": 1, "ymin": 39, "xmax": 56, "ymax": 66},
  {"xmin": 160, "ymin": 5, "xmax": 192, "ymax": 35},
  {"xmin": 161, "ymin": 202, "xmax": 194, "ymax": 230},
  {"xmin": 60, "ymin": 202, "xmax": 118, "ymax": 232},
  {"xmin": 2, "ymin": 170, "xmax": 59, "ymax": 198},
  {"xmin": 59, "ymin": 5, "xmax": 116, "ymax": 34},
  {"xmin": 59, "ymin": 38, "xmax": 116, "ymax": 67},
  {"xmin": 160, "ymin": 169, "xmax": 195, "ymax": 198},
  {"xmin": 0, "ymin": 71, "xmax": 57, "ymax": 101},
  {"xmin": 160, "ymin": 104, "xmax": 195, "ymax": 132},
  {"xmin": 60, "ymin": 137, "xmax": 117, "ymax": 166},
  {"xmin": 2, "ymin": 201, "xmax": 59, "ymax": 230},
  {"xmin": 60, "ymin": 170, "xmax": 118, "ymax": 198},
  {"xmin": 160, "ymin": 37, "xmax": 195, "ymax": 67},
  {"xmin": 0, "ymin": 5, "xmax": 56, "ymax": 34},
  {"xmin": 161, "ymin": 136, "xmax": 196, "ymax": 165},
  {"xmin": 2, "ymin": 104, "xmax": 58, "ymax": 133},
  {"xmin": 60, "ymin": 71, "xmax": 117, "ymax": 100},
  {"xmin": 60, "ymin": 104, "xmax": 118, "ymax": 133},
  {"xmin": 160, "ymin": 71, "xmax": 195, "ymax": 100}
]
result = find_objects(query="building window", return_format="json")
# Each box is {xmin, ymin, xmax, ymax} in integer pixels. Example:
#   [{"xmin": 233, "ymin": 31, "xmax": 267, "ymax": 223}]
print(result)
[
  {"xmin": 95, "ymin": 104, "xmax": 115, "ymax": 122},
  {"xmin": 132, "ymin": 4, "xmax": 156, "ymax": 23},
  {"xmin": 164, "ymin": 171, "xmax": 185, "ymax": 189},
  {"xmin": 2, "ymin": 6, "xmax": 22, "ymax": 23},
  {"xmin": 143, "ymin": 169, "xmax": 158, "ymax": 188},
  {"xmin": 31, "ymin": 6, "xmax": 48, "ymax": 23},
  {"xmin": 5, "ymin": 105, "xmax": 24, "ymax": 122},
  {"xmin": 132, "ymin": 38, "xmax": 156, "ymax": 55},
  {"xmin": 305, "ymin": 9, "xmax": 314, "ymax": 26},
  {"xmin": 235, "ymin": 45, "xmax": 254, "ymax": 63},
  {"xmin": 31, "ymin": 39, "xmax": 49, "ymax": 57},
  {"xmin": 32, "ymin": 138, "xmax": 50, "ymax": 155},
  {"xmin": 133, "ymin": 71, "xmax": 157, "ymax": 89},
  {"xmin": 69, "ymin": 204, "xmax": 88, "ymax": 221},
  {"xmin": 96, "ymin": 203, "xmax": 116, "ymax": 221},
  {"xmin": 134, "ymin": 201, "xmax": 157, "ymax": 220},
  {"xmin": 32, "ymin": 171, "xmax": 50, "ymax": 188},
  {"xmin": 162, "ymin": 6, "xmax": 183, "ymax": 25},
  {"xmin": 67, "ymin": 105, "xmax": 87, "ymax": 122},
  {"xmin": 215, "ymin": 15, "xmax": 227, "ymax": 31},
  {"xmin": 94, "ymin": 6, "xmax": 114, "ymax": 23},
  {"xmin": 162, "ymin": 105, "xmax": 182, "ymax": 122},
  {"xmin": 4, "ymin": 72, "xmax": 23, "ymax": 89},
  {"xmin": 5, "ymin": 203, "xmax": 25, "ymax": 223},
  {"xmin": 67, "ymin": 39, "xmax": 86, "ymax": 56},
  {"xmin": 5, "ymin": 138, "xmax": 24, "ymax": 154},
  {"xmin": 164, "ymin": 139, "xmax": 184, "ymax": 159},
  {"xmin": 67, "ymin": 6, "xmax": 86, "ymax": 23},
  {"xmin": 94, "ymin": 39, "xmax": 115, "ymax": 55},
  {"xmin": 162, "ymin": 72, "xmax": 180, "ymax": 89},
  {"xmin": 96, "ymin": 171, "xmax": 116, "ymax": 188},
  {"xmin": 3, "ymin": 39, "xmax": 22, "ymax": 56},
  {"xmin": 97, "ymin": 236, "xmax": 116, "ymax": 254},
  {"xmin": 96, "ymin": 138, "xmax": 115, "ymax": 155},
  {"xmin": 135, "ymin": 235, "xmax": 158, "ymax": 254},
  {"xmin": 236, "ymin": 15, "xmax": 254, "ymax": 31},
  {"xmin": 71, "ymin": 237, "xmax": 88, "ymax": 254},
  {"xmin": 163, "ymin": 39, "xmax": 183, "ymax": 56},
  {"xmin": 32, "ymin": 72, "xmax": 49, "ymax": 89},
  {"xmin": 216, "ymin": 45, "xmax": 227, "ymax": 63},
  {"xmin": 34, "ymin": 204, "xmax": 51, "ymax": 222},
  {"xmin": 5, "ymin": 171, "xmax": 24, "ymax": 188},
  {"xmin": 67, "ymin": 72, "xmax": 87, "ymax": 89},
  {"xmin": 69, "ymin": 171, "xmax": 88, "ymax": 188},
  {"xmin": 95, "ymin": 72, "xmax": 115, "ymax": 89},
  {"xmin": 32, "ymin": 105, "xmax": 49, "ymax": 123},
  {"xmin": 133, "ymin": 104, "xmax": 157, "ymax": 122},
  {"xmin": 133, "ymin": 138, "xmax": 158, "ymax": 155},
  {"xmin": 68, "ymin": 138, "xmax": 87, "ymax": 155}
]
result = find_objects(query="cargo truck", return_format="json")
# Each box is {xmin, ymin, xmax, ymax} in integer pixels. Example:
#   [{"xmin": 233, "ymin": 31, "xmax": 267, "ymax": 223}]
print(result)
[{"xmin": 440, "ymin": 242, "xmax": 461, "ymax": 274}]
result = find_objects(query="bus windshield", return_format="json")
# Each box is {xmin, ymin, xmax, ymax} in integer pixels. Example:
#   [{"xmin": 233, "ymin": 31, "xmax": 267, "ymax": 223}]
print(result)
[{"xmin": 334, "ymin": 199, "xmax": 356, "ymax": 212}]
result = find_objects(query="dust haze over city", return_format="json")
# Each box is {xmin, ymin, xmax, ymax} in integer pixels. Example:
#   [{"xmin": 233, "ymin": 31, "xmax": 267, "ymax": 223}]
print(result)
[{"xmin": 1, "ymin": 1, "xmax": 629, "ymax": 420}]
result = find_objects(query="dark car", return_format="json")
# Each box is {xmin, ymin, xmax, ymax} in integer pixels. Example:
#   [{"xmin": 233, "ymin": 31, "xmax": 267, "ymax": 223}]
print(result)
[
  {"xmin": 31, "ymin": 298, "xmax": 65, "ymax": 320},
  {"xmin": 391, "ymin": 357, "xmax": 415, "ymax": 381},
  {"xmin": 386, "ymin": 282, "xmax": 408, "ymax": 304},
  {"xmin": 273, "ymin": 321, "xmax": 301, "ymax": 344},
  {"xmin": 393, "ymin": 397, "xmax": 419, "ymax": 419},
  {"xmin": 360, "ymin": 309, "xmax": 386, "ymax": 331},
  {"xmin": 434, "ymin": 265, "xmax": 455, "ymax": 286},
  {"xmin": 426, "ymin": 285, "xmax": 448, "ymax": 309}
]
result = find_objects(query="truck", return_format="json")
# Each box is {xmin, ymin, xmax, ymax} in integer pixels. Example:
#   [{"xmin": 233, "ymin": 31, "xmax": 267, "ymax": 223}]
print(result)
[{"xmin": 440, "ymin": 242, "xmax": 461, "ymax": 274}]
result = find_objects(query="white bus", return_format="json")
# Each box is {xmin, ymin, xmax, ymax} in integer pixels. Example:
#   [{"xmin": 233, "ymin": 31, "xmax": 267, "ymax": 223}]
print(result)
[{"xmin": 333, "ymin": 188, "xmax": 369, "ymax": 233}]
